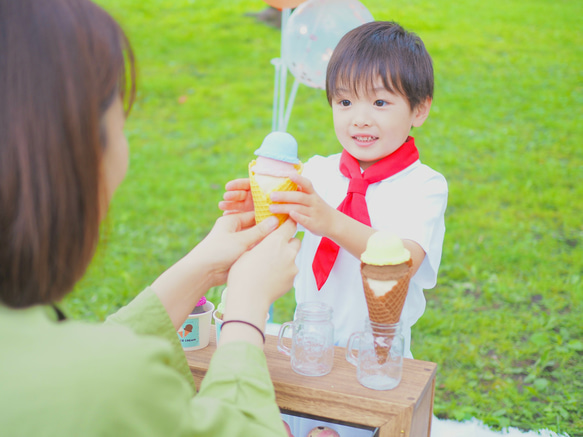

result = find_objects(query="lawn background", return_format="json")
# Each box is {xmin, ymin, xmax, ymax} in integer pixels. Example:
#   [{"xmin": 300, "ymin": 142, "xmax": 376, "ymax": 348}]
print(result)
[{"xmin": 64, "ymin": 0, "xmax": 582, "ymax": 434}]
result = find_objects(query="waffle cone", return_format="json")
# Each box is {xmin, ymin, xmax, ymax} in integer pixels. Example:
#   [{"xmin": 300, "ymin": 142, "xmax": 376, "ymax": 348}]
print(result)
[
  {"xmin": 361, "ymin": 259, "xmax": 413, "ymax": 363},
  {"xmin": 248, "ymin": 160, "xmax": 303, "ymax": 225},
  {"xmin": 361, "ymin": 259, "xmax": 412, "ymax": 324}
]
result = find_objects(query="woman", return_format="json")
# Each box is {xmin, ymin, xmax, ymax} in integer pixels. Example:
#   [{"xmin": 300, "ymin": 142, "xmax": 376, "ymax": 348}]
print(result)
[{"xmin": 0, "ymin": 0, "xmax": 299, "ymax": 435}]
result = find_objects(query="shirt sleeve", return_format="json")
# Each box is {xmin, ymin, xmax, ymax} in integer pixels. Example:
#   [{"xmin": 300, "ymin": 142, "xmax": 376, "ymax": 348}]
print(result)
[
  {"xmin": 90, "ymin": 336, "xmax": 287, "ymax": 437},
  {"xmin": 101, "ymin": 291, "xmax": 287, "ymax": 437},
  {"xmin": 398, "ymin": 171, "xmax": 448, "ymax": 289},
  {"xmin": 192, "ymin": 342, "xmax": 288, "ymax": 436},
  {"xmin": 104, "ymin": 286, "xmax": 196, "ymax": 392}
]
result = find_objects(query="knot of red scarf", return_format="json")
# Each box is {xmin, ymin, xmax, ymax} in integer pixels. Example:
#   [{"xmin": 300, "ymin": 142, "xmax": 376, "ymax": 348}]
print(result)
[
  {"xmin": 347, "ymin": 178, "xmax": 368, "ymax": 195},
  {"xmin": 311, "ymin": 136, "xmax": 419, "ymax": 290}
]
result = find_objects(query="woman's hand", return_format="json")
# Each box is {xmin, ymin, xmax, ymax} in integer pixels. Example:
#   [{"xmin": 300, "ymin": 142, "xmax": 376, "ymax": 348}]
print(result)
[
  {"xmin": 218, "ymin": 178, "xmax": 254, "ymax": 214},
  {"xmin": 189, "ymin": 211, "xmax": 280, "ymax": 287},
  {"xmin": 151, "ymin": 211, "xmax": 280, "ymax": 329},
  {"xmin": 221, "ymin": 219, "xmax": 300, "ymax": 347}
]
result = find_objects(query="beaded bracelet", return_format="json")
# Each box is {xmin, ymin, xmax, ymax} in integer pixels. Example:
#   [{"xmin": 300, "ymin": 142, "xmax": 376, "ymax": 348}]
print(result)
[{"xmin": 221, "ymin": 320, "xmax": 266, "ymax": 344}]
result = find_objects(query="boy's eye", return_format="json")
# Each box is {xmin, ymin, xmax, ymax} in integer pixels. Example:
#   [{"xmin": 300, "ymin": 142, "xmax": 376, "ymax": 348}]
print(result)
[
  {"xmin": 339, "ymin": 99, "xmax": 351, "ymax": 107},
  {"xmin": 374, "ymin": 100, "xmax": 387, "ymax": 107}
]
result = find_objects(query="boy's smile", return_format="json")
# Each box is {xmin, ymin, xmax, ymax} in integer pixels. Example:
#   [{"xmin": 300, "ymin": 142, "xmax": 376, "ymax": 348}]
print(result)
[
  {"xmin": 331, "ymin": 80, "xmax": 431, "ymax": 170},
  {"xmin": 352, "ymin": 135, "xmax": 379, "ymax": 147}
]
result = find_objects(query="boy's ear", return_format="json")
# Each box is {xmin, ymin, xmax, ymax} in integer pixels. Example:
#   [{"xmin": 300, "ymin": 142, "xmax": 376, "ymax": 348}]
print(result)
[{"xmin": 411, "ymin": 98, "xmax": 432, "ymax": 128}]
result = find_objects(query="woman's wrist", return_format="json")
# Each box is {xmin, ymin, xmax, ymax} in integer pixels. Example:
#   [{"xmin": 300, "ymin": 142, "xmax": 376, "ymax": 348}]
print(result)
[
  {"xmin": 187, "ymin": 249, "xmax": 223, "ymax": 288},
  {"xmin": 223, "ymin": 286, "xmax": 271, "ymax": 330},
  {"xmin": 219, "ymin": 319, "xmax": 265, "ymax": 350},
  {"xmin": 221, "ymin": 320, "xmax": 265, "ymax": 343},
  {"xmin": 151, "ymin": 252, "xmax": 216, "ymax": 329}
]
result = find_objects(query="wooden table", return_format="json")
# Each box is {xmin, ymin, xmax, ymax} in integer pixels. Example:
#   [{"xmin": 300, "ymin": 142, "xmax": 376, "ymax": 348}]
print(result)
[{"xmin": 185, "ymin": 326, "xmax": 436, "ymax": 437}]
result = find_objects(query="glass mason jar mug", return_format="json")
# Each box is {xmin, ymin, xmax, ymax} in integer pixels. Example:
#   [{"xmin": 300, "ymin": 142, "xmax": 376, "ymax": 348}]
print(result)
[
  {"xmin": 346, "ymin": 319, "xmax": 405, "ymax": 390},
  {"xmin": 277, "ymin": 302, "xmax": 334, "ymax": 377}
]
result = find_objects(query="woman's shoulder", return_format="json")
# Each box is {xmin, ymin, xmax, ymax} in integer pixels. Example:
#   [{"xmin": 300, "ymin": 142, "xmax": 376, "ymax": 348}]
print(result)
[
  {"xmin": 66, "ymin": 320, "xmax": 176, "ymax": 386},
  {"xmin": 42, "ymin": 318, "xmax": 177, "ymax": 392},
  {"xmin": 0, "ymin": 311, "xmax": 186, "ymax": 435}
]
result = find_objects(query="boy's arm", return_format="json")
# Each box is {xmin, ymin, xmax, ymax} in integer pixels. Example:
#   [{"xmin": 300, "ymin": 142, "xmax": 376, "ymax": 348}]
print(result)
[{"xmin": 270, "ymin": 174, "xmax": 426, "ymax": 275}]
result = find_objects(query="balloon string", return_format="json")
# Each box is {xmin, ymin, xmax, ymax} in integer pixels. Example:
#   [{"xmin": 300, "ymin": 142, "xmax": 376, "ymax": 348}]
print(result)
[
  {"xmin": 277, "ymin": 8, "xmax": 291, "ymax": 131},
  {"xmin": 271, "ymin": 58, "xmax": 281, "ymax": 132},
  {"xmin": 278, "ymin": 64, "xmax": 286, "ymax": 131},
  {"xmin": 283, "ymin": 78, "xmax": 299, "ymax": 132}
]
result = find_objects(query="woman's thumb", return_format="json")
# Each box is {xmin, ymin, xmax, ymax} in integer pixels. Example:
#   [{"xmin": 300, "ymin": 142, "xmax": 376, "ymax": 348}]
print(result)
[{"xmin": 240, "ymin": 216, "xmax": 279, "ymax": 249}]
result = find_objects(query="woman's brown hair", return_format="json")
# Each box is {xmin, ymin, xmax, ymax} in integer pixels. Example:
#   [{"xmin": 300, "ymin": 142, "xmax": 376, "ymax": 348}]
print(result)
[{"xmin": 0, "ymin": 0, "xmax": 136, "ymax": 308}]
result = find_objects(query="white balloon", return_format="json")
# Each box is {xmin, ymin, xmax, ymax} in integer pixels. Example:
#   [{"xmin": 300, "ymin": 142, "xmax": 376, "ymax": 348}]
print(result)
[{"xmin": 282, "ymin": 0, "xmax": 374, "ymax": 89}]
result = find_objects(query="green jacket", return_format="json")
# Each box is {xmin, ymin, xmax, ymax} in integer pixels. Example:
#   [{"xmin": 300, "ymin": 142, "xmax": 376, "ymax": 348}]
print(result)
[{"xmin": 0, "ymin": 287, "xmax": 287, "ymax": 436}]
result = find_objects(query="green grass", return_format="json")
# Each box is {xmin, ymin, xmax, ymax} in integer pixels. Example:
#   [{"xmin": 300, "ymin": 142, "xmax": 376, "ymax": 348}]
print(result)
[{"xmin": 64, "ymin": 0, "xmax": 582, "ymax": 434}]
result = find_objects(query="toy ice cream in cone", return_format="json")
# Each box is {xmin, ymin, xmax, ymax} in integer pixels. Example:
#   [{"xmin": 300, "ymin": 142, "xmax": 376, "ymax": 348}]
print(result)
[
  {"xmin": 360, "ymin": 232, "xmax": 413, "ymax": 362},
  {"xmin": 249, "ymin": 131, "xmax": 302, "ymax": 225}
]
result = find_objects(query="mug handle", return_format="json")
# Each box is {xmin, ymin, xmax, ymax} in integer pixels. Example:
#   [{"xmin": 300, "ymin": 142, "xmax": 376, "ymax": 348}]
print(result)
[
  {"xmin": 345, "ymin": 332, "xmax": 361, "ymax": 366},
  {"xmin": 277, "ymin": 322, "xmax": 293, "ymax": 356}
]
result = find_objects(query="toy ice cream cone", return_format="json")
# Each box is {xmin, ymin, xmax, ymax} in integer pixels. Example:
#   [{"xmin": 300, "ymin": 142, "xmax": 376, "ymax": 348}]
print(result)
[
  {"xmin": 360, "ymin": 232, "xmax": 413, "ymax": 363},
  {"xmin": 249, "ymin": 132, "xmax": 302, "ymax": 225}
]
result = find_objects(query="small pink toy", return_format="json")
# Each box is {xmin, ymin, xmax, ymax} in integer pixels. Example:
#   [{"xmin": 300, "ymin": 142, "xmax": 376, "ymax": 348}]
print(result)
[
  {"xmin": 192, "ymin": 296, "xmax": 207, "ymax": 314},
  {"xmin": 306, "ymin": 426, "xmax": 340, "ymax": 437}
]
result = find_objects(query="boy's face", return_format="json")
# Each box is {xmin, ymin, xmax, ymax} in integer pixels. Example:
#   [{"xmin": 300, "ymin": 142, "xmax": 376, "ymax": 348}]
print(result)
[{"xmin": 331, "ymin": 78, "xmax": 431, "ymax": 170}]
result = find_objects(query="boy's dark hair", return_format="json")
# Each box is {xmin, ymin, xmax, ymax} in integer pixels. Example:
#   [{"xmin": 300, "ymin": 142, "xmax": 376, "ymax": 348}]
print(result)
[
  {"xmin": 0, "ymin": 0, "xmax": 136, "ymax": 308},
  {"xmin": 326, "ymin": 21, "xmax": 433, "ymax": 110}
]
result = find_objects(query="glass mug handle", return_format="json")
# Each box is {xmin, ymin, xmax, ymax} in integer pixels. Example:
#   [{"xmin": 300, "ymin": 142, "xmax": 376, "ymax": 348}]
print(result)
[
  {"xmin": 345, "ymin": 332, "xmax": 361, "ymax": 366},
  {"xmin": 277, "ymin": 322, "xmax": 293, "ymax": 356}
]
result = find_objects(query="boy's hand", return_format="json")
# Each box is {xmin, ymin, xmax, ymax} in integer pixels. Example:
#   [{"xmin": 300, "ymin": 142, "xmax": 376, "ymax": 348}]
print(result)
[
  {"xmin": 218, "ymin": 178, "xmax": 254, "ymax": 214},
  {"xmin": 269, "ymin": 173, "xmax": 337, "ymax": 238}
]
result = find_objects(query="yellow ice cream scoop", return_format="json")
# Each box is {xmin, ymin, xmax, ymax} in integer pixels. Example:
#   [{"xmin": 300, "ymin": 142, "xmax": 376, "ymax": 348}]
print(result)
[{"xmin": 361, "ymin": 231, "xmax": 411, "ymax": 266}]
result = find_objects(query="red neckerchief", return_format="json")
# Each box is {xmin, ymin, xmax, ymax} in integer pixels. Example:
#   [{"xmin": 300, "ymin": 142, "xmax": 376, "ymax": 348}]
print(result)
[{"xmin": 312, "ymin": 136, "xmax": 419, "ymax": 290}]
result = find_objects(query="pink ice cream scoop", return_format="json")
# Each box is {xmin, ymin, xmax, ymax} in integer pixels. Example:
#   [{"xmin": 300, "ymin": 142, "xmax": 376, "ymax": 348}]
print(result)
[{"xmin": 252, "ymin": 156, "xmax": 298, "ymax": 178}]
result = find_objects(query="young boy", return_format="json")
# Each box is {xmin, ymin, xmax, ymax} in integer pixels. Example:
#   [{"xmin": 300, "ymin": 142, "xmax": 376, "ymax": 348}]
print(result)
[{"xmin": 220, "ymin": 21, "xmax": 447, "ymax": 360}]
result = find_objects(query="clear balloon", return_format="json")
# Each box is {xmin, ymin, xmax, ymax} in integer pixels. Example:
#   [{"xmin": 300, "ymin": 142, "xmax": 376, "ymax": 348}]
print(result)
[
  {"xmin": 282, "ymin": 0, "xmax": 374, "ymax": 89},
  {"xmin": 263, "ymin": 0, "xmax": 308, "ymax": 9}
]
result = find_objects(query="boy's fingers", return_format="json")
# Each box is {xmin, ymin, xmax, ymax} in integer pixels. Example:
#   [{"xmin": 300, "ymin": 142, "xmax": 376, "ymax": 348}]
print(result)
[
  {"xmin": 289, "ymin": 210, "xmax": 309, "ymax": 228},
  {"xmin": 288, "ymin": 173, "xmax": 314, "ymax": 193},
  {"xmin": 218, "ymin": 200, "xmax": 245, "ymax": 212},
  {"xmin": 269, "ymin": 190, "xmax": 306, "ymax": 203},
  {"xmin": 225, "ymin": 178, "xmax": 250, "ymax": 191},
  {"xmin": 223, "ymin": 190, "xmax": 247, "ymax": 201}
]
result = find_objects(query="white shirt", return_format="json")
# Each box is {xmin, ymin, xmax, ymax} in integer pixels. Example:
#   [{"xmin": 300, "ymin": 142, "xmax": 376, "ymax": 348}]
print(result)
[{"xmin": 294, "ymin": 153, "xmax": 448, "ymax": 358}]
